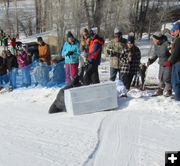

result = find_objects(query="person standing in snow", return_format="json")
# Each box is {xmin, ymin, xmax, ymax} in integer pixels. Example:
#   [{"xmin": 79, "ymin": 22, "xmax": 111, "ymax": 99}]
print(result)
[
  {"xmin": 106, "ymin": 26, "xmax": 127, "ymax": 81},
  {"xmin": 62, "ymin": 31, "xmax": 80, "ymax": 85},
  {"xmin": 8, "ymin": 34, "xmax": 18, "ymax": 56},
  {"xmin": 79, "ymin": 28, "xmax": 90, "ymax": 82},
  {"xmin": 17, "ymin": 48, "xmax": 31, "ymax": 87},
  {"xmin": 37, "ymin": 37, "xmax": 51, "ymax": 85},
  {"xmin": 147, "ymin": 32, "xmax": 172, "ymax": 97},
  {"xmin": 166, "ymin": 22, "xmax": 180, "ymax": 101},
  {"xmin": 120, "ymin": 32, "xmax": 141, "ymax": 90},
  {"xmin": 2, "ymin": 32, "xmax": 8, "ymax": 50},
  {"xmin": 83, "ymin": 28, "xmax": 104, "ymax": 85},
  {"xmin": 6, "ymin": 50, "xmax": 18, "ymax": 90}
]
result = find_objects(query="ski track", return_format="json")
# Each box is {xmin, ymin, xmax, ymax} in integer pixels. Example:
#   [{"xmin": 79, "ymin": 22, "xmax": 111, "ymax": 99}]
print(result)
[{"xmin": 84, "ymin": 89, "xmax": 180, "ymax": 166}]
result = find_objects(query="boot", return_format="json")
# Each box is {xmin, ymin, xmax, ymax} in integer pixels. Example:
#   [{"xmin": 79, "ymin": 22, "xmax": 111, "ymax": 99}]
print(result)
[
  {"xmin": 152, "ymin": 88, "xmax": 163, "ymax": 96},
  {"xmin": 164, "ymin": 90, "xmax": 172, "ymax": 97}
]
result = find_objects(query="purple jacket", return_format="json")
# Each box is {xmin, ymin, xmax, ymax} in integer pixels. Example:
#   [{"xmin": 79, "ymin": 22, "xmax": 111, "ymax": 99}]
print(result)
[{"xmin": 17, "ymin": 51, "xmax": 29, "ymax": 68}]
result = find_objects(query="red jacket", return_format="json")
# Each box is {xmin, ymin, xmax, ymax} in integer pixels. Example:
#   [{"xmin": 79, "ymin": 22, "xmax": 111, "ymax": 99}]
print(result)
[
  {"xmin": 9, "ymin": 35, "xmax": 18, "ymax": 47},
  {"xmin": 86, "ymin": 35, "xmax": 104, "ymax": 65}
]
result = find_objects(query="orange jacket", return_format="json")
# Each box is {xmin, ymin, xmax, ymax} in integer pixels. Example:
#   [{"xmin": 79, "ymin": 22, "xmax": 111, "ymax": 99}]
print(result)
[{"xmin": 38, "ymin": 42, "xmax": 51, "ymax": 63}]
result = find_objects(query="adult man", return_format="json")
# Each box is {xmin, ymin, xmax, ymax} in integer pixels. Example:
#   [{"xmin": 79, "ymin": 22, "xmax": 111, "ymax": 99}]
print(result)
[
  {"xmin": 83, "ymin": 28, "xmax": 104, "ymax": 85},
  {"xmin": 37, "ymin": 37, "xmax": 51, "ymax": 65},
  {"xmin": 147, "ymin": 32, "xmax": 172, "ymax": 97},
  {"xmin": 166, "ymin": 22, "xmax": 180, "ymax": 101},
  {"xmin": 37, "ymin": 37, "xmax": 51, "ymax": 85},
  {"xmin": 106, "ymin": 26, "xmax": 127, "ymax": 81}
]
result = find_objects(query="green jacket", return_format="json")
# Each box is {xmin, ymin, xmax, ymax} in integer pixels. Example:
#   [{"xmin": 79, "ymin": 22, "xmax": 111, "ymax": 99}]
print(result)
[{"xmin": 106, "ymin": 38, "xmax": 127, "ymax": 69}]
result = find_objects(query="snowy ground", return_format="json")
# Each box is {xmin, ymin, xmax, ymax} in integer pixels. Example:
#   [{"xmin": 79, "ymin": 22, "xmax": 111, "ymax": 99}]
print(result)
[{"xmin": 0, "ymin": 39, "xmax": 180, "ymax": 166}]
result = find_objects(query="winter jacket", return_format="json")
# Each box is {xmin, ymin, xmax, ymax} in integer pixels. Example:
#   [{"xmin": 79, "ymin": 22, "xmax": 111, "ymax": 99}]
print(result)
[
  {"xmin": 0, "ymin": 56, "xmax": 7, "ymax": 76},
  {"xmin": 7, "ymin": 54, "xmax": 18, "ymax": 71},
  {"xmin": 169, "ymin": 34, "xmax": 180, "ymax": 65},
  {"xmin": 120, "ymin": 45, "xmax": 141, "ymax": 74},
  {"xmin": 17, "ymin": 51, "xmax": 29, "ymax": 68},
  {"xmin": 86, "ymin": 35, "xmax": 104, "ymax": 66},
  {"xmin": 2, "ymin": 35, "xmax": 8, "ymax": 46},
  {"xmin": 149, "ymin": 36, "xmax": 171, "ymax": 66},
  {"xmin": 80, "ymin": 36, "xmax": 90, "ymax": 53},
  {"xmin": 9, "ymin": 35, "xmax": 18, "ymax": 47},
  {"xmin": 38, "ymin": 42, "xmax": 51, "ymax": 64},
  {"xmin": 62, "ymin": 39, "xmax": 80, "ymax": 64},
  {"xmin": 106, "ymin": 38, "xmax": 127, "ymax": 69}
]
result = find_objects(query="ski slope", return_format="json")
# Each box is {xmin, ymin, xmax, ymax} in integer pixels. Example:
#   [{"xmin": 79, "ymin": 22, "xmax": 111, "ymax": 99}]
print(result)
[{"xmin": 0, "ymin": 39, "xmax": 180, "ymax": 166}]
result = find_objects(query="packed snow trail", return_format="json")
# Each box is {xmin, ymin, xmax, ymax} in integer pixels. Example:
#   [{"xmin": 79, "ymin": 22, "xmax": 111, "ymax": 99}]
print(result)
[
  {"xmin": 0, "ymin": 89, "xmax": 108, "ymax": 166},
  {"xmin": 85, "ymin": 89, "xmax": 180, "ymax": 166}
]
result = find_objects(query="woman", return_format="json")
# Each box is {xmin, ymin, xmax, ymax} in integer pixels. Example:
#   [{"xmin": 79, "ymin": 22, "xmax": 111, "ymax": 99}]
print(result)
[
  {"xmin": 121, "ymin": 32, "xmax": 141, "ymax": 90},
  {"xmin": 62, "ymin": 31, "xmax": 80, "ymax": 85},
  {"xmin": 17, "ymin": 48, "xmax": 31, "ymax": 87}
]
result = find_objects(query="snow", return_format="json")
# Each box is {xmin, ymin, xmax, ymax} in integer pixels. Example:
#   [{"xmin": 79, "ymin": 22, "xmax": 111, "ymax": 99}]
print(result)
[{"xmin": 0, "ymin": 37, "xmax": 180, "ymax": 166}]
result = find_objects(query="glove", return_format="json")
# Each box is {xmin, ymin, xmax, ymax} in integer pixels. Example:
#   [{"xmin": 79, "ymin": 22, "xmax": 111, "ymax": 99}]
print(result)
[
  {"xmin": 107, "ymin": 49, "xmax": 112, "ymax": 55},
  {"xmin": 166, "ymin": 61, "xmax": 171, "ymax": 67},
  {"xmin": 88, "ymin": 57, "xmax": 93, "ymax": 63},
  {"xmin": 147, "ymin": 61, "xmax": 150, "ymax": 67},
  {"xmin": 66, "ymin": 51, "xmax": 73, "ymax": 57}
]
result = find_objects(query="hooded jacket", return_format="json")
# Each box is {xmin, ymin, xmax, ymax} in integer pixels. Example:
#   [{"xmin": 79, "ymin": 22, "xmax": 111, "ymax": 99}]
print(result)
[
  {"xmin": 62, "ymin": 39, "xmax": 80, "ymax": 64},
  {"xmin": 86, "ymin": 35, "xmax": 104, "ymax": 66}
]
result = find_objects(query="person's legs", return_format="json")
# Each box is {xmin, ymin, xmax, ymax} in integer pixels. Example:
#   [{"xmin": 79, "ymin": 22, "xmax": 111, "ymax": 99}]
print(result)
[
  {"xmin": 70, "ymin": 63, "xmax": 79, "ymax": 78},
  {"xmin": 65, "ymin": 63, "xmax": 71, "ymax": 85},
  {"xmin": 83, "ymin": 64, "xmax": 93, "ymax": 85},
  {"xmin": 110, "ymin": 67, "xmax": 117, "ymax": 81},
  {"xmin": 91, "ymin": 64, "xmax": 100, "ymax": 84},
  {"xmin": 172, "ymin": 63, "xmax": 180, "ymax": 101}
]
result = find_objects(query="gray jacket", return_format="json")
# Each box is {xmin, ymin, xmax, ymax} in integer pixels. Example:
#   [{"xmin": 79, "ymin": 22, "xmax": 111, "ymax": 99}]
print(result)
[{"xmin": 149, "ymin": 36, "xmax": 171, "ymax": 66}]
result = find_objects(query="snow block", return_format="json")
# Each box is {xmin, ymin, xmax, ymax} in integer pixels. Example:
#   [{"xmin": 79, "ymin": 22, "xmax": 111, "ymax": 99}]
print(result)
[{"xmin": 64, "ymin": 82, "xmax": 118, "ymax": 115}]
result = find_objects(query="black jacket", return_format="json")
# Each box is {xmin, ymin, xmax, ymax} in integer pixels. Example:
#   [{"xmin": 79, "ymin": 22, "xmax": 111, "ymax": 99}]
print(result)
[
  {"xmin": 7, "ymin": 54, "xmax": 18, "ymax": 71},
  {"xmin": 169, "ymin": 35, "xmax": 180, "ymax": 64}
]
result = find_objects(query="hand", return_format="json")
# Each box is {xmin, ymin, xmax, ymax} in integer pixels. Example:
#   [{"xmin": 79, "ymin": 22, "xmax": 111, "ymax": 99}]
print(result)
[
  {"xmin": 147, "ymin": 61, "xmax": 150, "ymax": 67},
  {"xmin": 166, "ymin": 61, "xmax": 171, "ymax": 67},
  {"xmin": 88, "ymin": 57, "xmax": 93, "ymax": 63},
  {"xmin": 107, "ymin": 49, "xmax": 112, "ymax": 55},
  {"xmin": 66, "ymin": 51, "xmax": 73, "ymax": 57}
]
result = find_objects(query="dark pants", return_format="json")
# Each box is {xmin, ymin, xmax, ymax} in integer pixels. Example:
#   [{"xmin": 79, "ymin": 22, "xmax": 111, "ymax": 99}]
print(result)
[
  {"xmin": 172, "ymin": 63, "xmax": 180, "ymax": 101},
  {"xmin": 83, "ymin": 64, "xmax": 100, "ymax": 85},
  {"xmin": 122, "ymin": 73, "xmax": 134, "ymax": 90},
  {"xmin": 110, "ymin": 67, "xmax": 122, "ymax": 81}
]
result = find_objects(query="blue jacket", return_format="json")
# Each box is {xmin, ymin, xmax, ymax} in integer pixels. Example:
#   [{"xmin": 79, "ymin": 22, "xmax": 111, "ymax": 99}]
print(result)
[{"xmin": 62, "ymin": 39, "xmax": 80, "ymax": 64}]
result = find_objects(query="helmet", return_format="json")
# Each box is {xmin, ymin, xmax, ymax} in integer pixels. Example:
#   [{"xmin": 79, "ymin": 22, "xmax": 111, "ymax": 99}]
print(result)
[{"xmin": 114, "ymin": 26, "xmax": 122, "ymax": 34}]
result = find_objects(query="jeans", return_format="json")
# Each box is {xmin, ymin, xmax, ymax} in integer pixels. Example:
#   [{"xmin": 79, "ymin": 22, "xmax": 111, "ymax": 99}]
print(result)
[
  {"xmin": 9, "ymin": 68, "xmax": 18, "ymax": 89},
  {"xmin": 172, "ymin": 63, "xmax": 180, "ymax": 101},
  {"xmin": 110, "ymin": 67, "xmax": 122, "ymax": 81}
]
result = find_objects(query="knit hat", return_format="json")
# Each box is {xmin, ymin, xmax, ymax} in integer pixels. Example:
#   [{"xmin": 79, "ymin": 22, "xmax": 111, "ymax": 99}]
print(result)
[
  {"xmin": 90, "ymin": 27, "xmax": 98, "ymax": 36},
  {"xmin": 127, "ymin": 32, "xmax": 135, "ymax": 44},
  {"xmin": 173, "ymin": 22, "xmax": 180, "ymax": 31},
  {"xmin": 67, "ymin": 31, "xmax": 74, "ymax": 38},
  {"xmin": 153, "ymin": 32, "xmax": 163, "ymax": 40},
  {"xmin": 114, "ymin": 26, "xmax": 122, "ymax": 34},
  {"xmin": 37, "ymin": 37, "xmax": 43, "ymax": 42}
]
